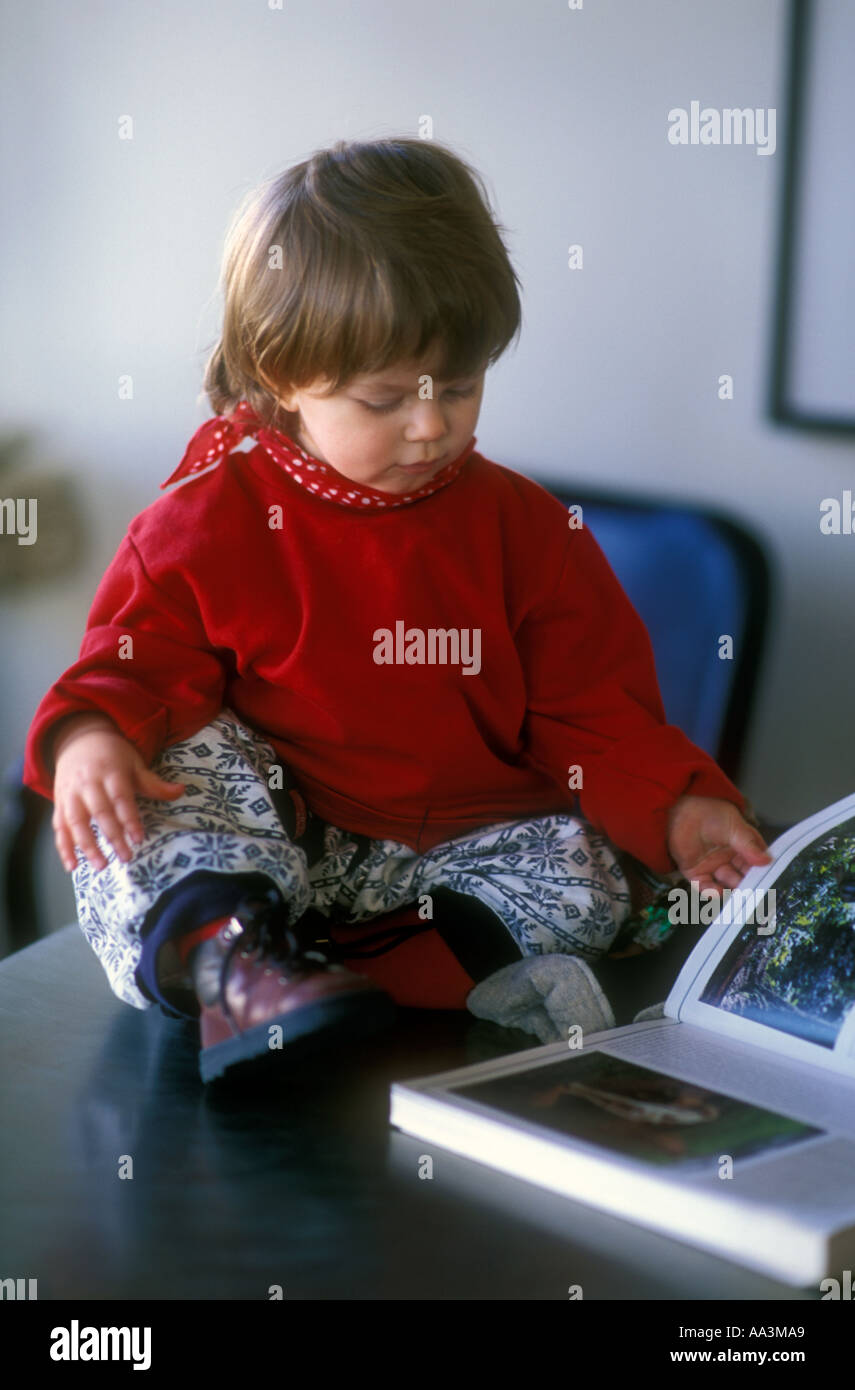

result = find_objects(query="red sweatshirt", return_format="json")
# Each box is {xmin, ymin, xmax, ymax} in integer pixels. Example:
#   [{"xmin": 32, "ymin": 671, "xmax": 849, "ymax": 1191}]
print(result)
[{"xmin": 22, "ymin": 426, "xmax": 745, "ymax": 873}]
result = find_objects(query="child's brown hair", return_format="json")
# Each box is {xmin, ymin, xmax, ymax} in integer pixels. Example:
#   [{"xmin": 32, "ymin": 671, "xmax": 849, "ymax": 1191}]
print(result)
[{"xmin": 202, "ymin": 136, "xmax": 522, "ymax": 430}]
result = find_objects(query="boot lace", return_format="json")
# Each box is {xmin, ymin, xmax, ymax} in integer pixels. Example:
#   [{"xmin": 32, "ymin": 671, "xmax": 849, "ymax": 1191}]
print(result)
[
  {"xmin": 215, "ymin": 888, "xmax": 437, "ymax": 1026},
  {"xmin": 218, "ymin": 888, "xmax": 438, "ymax": 1003},
  {"xmin": 216, "ymin": 888, "xmax": 323, "ymax": 1026}
]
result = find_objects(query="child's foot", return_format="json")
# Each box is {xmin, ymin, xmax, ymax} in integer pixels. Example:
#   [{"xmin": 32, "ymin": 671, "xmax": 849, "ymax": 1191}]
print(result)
[
  {"xmin": 466, "ymin": 954, "xmax": 615, "ymax": 1044},
  {"xmin": 190, "ymin": 889, "xmax": 397, "ymax": 1084}
]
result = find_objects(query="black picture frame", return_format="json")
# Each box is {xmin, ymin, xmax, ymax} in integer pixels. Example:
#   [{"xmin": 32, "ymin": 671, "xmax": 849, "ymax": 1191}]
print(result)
[{"xmin": 769, "ymin": 0, "xmax": 855, "ymax": 434}]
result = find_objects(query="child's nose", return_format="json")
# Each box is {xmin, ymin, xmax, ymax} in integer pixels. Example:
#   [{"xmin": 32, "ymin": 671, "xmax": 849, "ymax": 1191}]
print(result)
[{"xmin": 405, "ymin": 399, "xmax": 448, "ymax": 441}]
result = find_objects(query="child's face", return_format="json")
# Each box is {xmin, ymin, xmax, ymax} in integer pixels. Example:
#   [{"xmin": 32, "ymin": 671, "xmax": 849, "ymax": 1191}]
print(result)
[{"xmin": 272, "ymin": 356, "xmax": 486, "ymax": 495}]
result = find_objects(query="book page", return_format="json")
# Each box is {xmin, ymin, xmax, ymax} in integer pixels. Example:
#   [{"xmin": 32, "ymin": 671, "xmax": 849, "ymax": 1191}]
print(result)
[
  {"xmin": 664, "ymin": 792, "xmax": 855, "ymax": 1076},
  {"xmin": 451, "ymin": 1039, "xmax": 825, "ymax": 1178},
  {"xmin": 600, "ymin": 1020, "xmax": 855, "ymax": 1137},
  {"xmin": 444, "ymin": 1025, "xmax": 855, "ymax": 1241},
  {"xmin": 596, "ymin": 1023, "xmax": 855, "ymax": 1231}
]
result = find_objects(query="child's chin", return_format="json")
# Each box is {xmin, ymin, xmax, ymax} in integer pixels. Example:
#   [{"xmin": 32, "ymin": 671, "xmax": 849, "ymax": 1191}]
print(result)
[{"xmin": 368, "ymin": 475, "xmax": 422, "ymax": 494}]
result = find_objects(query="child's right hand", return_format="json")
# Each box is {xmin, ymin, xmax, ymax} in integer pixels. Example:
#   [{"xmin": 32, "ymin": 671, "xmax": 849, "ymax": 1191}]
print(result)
[{"xmin": 51, "ymin": 714, "xmax": 185, "ymax": 873}]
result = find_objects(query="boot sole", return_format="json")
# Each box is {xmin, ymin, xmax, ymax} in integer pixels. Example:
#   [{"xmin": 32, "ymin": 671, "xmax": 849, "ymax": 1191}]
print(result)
[{"xmin": 199, "ymin": 986, "xmax": 398, "ymax": 1084}]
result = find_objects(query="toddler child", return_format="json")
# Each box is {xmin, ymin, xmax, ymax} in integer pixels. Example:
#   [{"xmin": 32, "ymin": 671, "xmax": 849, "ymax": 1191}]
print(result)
[{"xmin": 22, "ymin": 136, "xmax": 772, "ymax": 1082}]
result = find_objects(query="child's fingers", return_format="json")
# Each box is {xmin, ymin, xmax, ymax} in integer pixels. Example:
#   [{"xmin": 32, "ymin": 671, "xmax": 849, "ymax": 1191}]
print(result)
[
  {"xmin": 91, "ymin": 802, "xmax": 136, "ymax": 862},
  {"xmin": 53, "ymin": 818, "xmax": 80, "ymax": 873},
  {"xmin": 687, "ymin": 875, "xmax": 718, "ymax": 895},
  {"xmin": 739, "ymin": 838, "xmax": 774, "ymax": 865},
  {"xmin": 135, "ymin": 767, "xmax": 185, "ymax": 800},
  {"xmin": 688, "ymin": 859, "xmax": 752, "ymax": 893},
  {"xmin": 709, "ymin": 863, "xmax": 743, "ymax": 890},
  {"xmin": 58, "ymin": 795, "xmax": 109, "ymax": 872},
  {"xmin": 730, "ymin": 849, "xmax": 772, "ymax": 877},
  {"xmin": 727, "ymin": 821, "xmax": 772, "ymax": 864},
  {"xmin": 103, "ymin": 775, "xmax": 147, "ymax": 846},
  {"xmin": 63, "ymin": 778, "xmax": 144, "ymax": 866},
  {"xmin": 680, "ymin": 845, "xmax": 731, "ymax": 880},
  {"xmin": 78, "ymin": 790, "xmax": 136, "ymax": 865}
]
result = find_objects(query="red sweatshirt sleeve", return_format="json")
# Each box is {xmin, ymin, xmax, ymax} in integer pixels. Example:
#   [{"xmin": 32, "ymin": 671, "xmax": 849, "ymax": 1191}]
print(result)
[
  {"xmin": 516, "ymin": 521, "xmax": 746, "ymax": 874},
  {"xmin": 23, "ymin": 532, "xmax": 230, "ymax": 801}
]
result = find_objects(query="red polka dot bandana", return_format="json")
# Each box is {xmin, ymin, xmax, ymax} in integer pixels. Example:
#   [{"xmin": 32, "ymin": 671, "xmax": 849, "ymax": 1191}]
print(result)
[{"xmin": 160, "ymin": 400, "xmax": 477, "ymax": 509}]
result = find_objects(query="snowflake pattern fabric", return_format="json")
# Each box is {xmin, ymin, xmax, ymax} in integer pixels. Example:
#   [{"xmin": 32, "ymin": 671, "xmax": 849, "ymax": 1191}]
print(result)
[{"xmin": 71, "ymin": 708, "xmax": 645, "ymax": 1011}]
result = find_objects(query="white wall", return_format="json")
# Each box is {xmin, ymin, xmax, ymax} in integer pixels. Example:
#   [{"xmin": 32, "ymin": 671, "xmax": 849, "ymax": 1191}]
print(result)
[{"xmin": 2, "ymin": 0, "xmax": 850, "ymax": 941}]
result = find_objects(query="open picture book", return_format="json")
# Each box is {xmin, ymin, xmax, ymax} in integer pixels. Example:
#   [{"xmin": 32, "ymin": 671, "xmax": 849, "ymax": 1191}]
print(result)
[{"xmin": 389, "ymin": 791, "xmax": 855, "ymax": 1287}]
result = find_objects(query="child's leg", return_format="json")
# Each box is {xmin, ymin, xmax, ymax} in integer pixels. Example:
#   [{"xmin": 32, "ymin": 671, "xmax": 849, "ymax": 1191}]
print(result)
[
  {"xmin": 323, "ymin": 810, "xmax": 635, "ymax": 962},
  {"xmin": 70, "ymin": 709, "xmax": 315, "ymax": 1016},
  {"xmin": 316, "ymin": 811, "xmax": 660, "ymax": 1041}
]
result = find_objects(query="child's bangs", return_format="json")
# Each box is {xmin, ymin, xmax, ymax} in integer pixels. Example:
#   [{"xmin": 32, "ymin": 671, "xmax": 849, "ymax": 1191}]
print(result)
[{"xmin": 289, "ymin": 258, "xmax": 504, "ymax": 396}]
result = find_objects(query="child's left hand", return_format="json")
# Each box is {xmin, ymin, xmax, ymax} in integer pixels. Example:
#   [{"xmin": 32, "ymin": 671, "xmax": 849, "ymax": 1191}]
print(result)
[{"xmin": 665, "ymin": 794, "xmax": 773, "ymax": 892}]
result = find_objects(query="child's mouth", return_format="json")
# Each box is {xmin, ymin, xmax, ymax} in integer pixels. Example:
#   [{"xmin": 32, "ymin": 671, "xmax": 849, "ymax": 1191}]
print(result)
[{"xmin": 399, "ymin": 455, "xmax": 446, "ymax": 472}]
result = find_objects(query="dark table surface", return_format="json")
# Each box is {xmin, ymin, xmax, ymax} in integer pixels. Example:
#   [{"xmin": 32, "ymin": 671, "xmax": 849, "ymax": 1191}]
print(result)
[{"xmin": 0, "ymin": 923, "xmax": 817, "ymax": 1301}]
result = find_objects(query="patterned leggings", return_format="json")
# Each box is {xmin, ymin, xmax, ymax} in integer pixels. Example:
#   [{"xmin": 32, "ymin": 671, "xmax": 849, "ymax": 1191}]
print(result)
[{"xmin": 70, "ymin": 709, "xmax": 673, "ymax": 1015}]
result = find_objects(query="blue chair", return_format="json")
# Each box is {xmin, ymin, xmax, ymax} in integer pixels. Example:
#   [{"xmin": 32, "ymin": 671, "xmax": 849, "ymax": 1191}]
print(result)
[{"xmin": 537, "ymin": 482, "xmax": 772, "ymax": 784}]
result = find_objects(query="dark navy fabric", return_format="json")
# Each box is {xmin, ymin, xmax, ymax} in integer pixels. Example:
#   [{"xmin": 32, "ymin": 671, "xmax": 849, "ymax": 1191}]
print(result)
[
  {"xmin": 135, "ymin": 870, "xmax": 282, "ymax": 1019},
  {"xmin": 134, "ymin": 872, "xmax": 522, "ymax": 1021},
  {"xmin": 430, "ymin": 886, "xmax": 523, "ymax": 980}
]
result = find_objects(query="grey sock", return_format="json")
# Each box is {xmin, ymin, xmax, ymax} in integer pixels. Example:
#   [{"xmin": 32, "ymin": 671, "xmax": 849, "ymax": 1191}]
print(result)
[{"xmin": 466, "ymin": 954, "xmax": 616, "ymax": 1045}]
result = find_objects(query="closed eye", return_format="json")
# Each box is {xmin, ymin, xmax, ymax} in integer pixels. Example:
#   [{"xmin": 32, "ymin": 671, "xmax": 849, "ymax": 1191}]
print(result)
[{"xmin": 357, "ymin": 385, "xmax": 478, "ymax": 414}]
